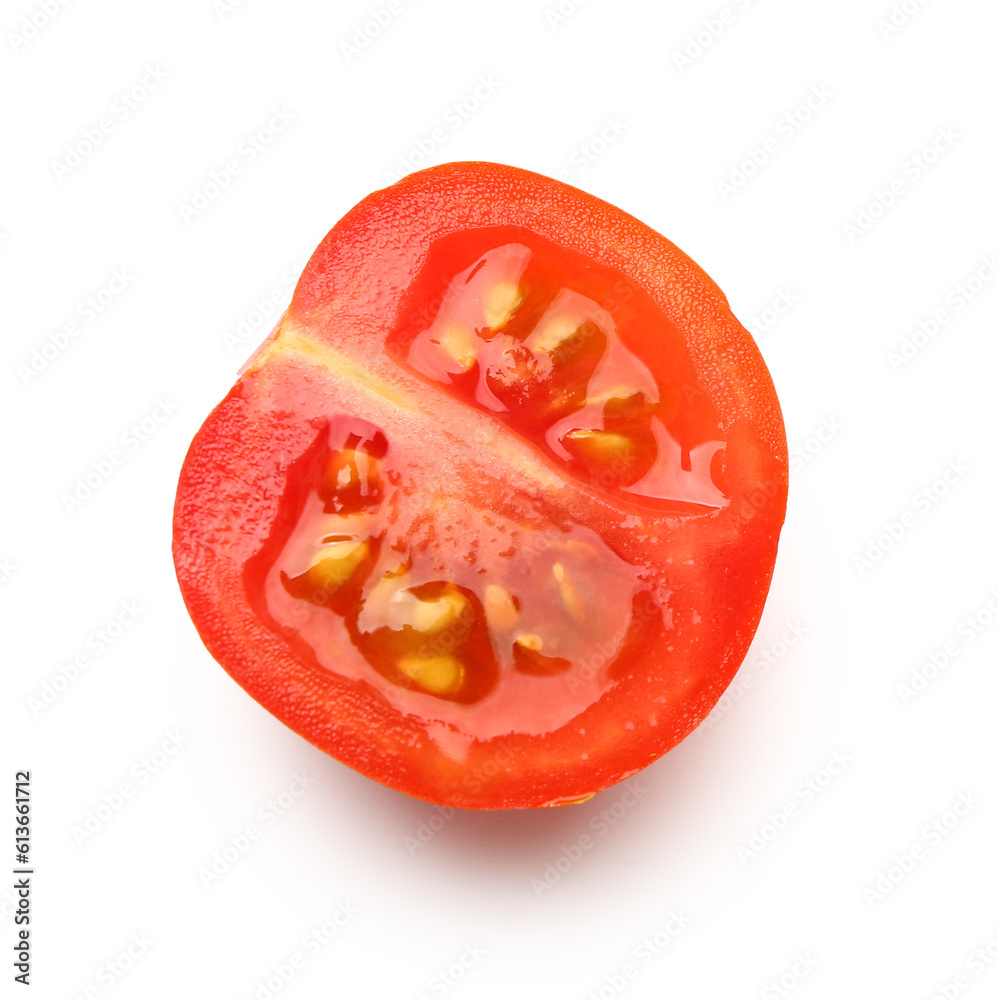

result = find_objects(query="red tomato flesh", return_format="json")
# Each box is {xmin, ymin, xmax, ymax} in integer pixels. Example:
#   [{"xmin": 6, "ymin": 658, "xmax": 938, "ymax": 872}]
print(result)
[{"xmin": 173, "ymin": 162, "xmax": 787, "ymax": 809}]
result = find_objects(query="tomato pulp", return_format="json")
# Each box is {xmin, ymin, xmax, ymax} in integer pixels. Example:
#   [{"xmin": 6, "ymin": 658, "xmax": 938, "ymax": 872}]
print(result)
[{"xmin": 173, "ymin": 162, "xmax": 787, "ymax": 809}]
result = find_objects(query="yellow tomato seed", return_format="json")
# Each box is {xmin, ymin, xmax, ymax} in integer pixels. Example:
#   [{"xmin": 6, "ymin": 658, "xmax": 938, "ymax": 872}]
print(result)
[
  {"xmin": 484, "ymin": 584, "xmax": 519, "ymax": 631},
  {"xmin": 585, "ymin": 386, "xmax": 643, "ymax": 407},
  {"xmin": 483, "ymin": 281, "xmax": 521, "ymax": 329},
  {"xmin": 435, "ymin": 326, "xmax": 477, "ymax": 371},
  {"xmin": 397, "ymin": 653, "xmax": 465, "ymax": 695},
  {"xmin": 564, "ymin": 428, "xmax": 634, "ymax": 463},
  {"xmin": 527, "ymin": 314, "xmax": 581, "ymax": 355},
  {"xmin": 551, "ymin": 562, "xmax": 585, "ymax": 622},
  {"xmin": 514, "ymin": 633, "xmax": 544, "ymax": 652},
  {"xmin": 307, "ymin": 539, "xmax": 369, "ymax": 589},
  {"xmin": 407, "ymin": 590, "xmax": 469, "ymax": 635}
]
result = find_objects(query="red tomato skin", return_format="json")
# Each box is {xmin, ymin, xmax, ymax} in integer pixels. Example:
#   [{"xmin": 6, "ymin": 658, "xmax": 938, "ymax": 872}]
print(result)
[{"xmin": 173, "ymin": 162, "xmax": 787, "ymax": 810}]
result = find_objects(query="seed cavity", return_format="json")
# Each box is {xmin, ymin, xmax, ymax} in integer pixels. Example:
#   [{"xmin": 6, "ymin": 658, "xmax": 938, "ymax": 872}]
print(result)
[
  {"xmin": 321, "ymin": 443, "xmax": 383, "ymax": 514},
  {"xmin": 389, "ymin": 232, "xmax": 730, "ymax": 510},
  {"xmin": 353, "ymin": 572, "xmax": 499, "ymax": 703},
  {"xmin": 271, "ymin": 419, "xmax": 646, "ymax": 717}
]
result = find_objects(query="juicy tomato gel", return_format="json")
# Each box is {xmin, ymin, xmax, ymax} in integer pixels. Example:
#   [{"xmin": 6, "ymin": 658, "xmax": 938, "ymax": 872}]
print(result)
[{"xmin": 173, "ymin": 162, "xmax": 787, "ymax": 809}]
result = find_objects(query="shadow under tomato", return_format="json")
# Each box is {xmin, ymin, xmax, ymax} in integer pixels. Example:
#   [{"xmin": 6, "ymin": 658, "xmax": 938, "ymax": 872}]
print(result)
[{"xmin": 308, "ymin": 718, "xmax": 734, "ymax": 885}]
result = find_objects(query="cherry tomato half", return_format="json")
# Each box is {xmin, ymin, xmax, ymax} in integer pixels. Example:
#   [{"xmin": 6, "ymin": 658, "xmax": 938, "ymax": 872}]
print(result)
[{"xmin": 172, "ymin": 161, "xmax": 787, "ymax": 809}]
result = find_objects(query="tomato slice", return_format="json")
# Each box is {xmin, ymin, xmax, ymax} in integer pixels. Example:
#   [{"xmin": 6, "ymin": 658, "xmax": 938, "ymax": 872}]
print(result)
[{"xmin": 173, "ymin": 161, "xmax": 787, "ymax": 809}]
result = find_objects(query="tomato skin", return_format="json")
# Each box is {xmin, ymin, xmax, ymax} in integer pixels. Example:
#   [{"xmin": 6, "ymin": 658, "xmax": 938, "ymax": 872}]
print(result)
[{"xmin": 173, "ymin": 161, "xmax": 787, "ymax": 810}]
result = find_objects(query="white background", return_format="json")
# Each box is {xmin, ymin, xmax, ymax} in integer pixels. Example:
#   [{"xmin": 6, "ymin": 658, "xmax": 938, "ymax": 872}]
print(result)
[{"xmin": 3, "ymin": 0, "xmax": 997, "ymax": 997}]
